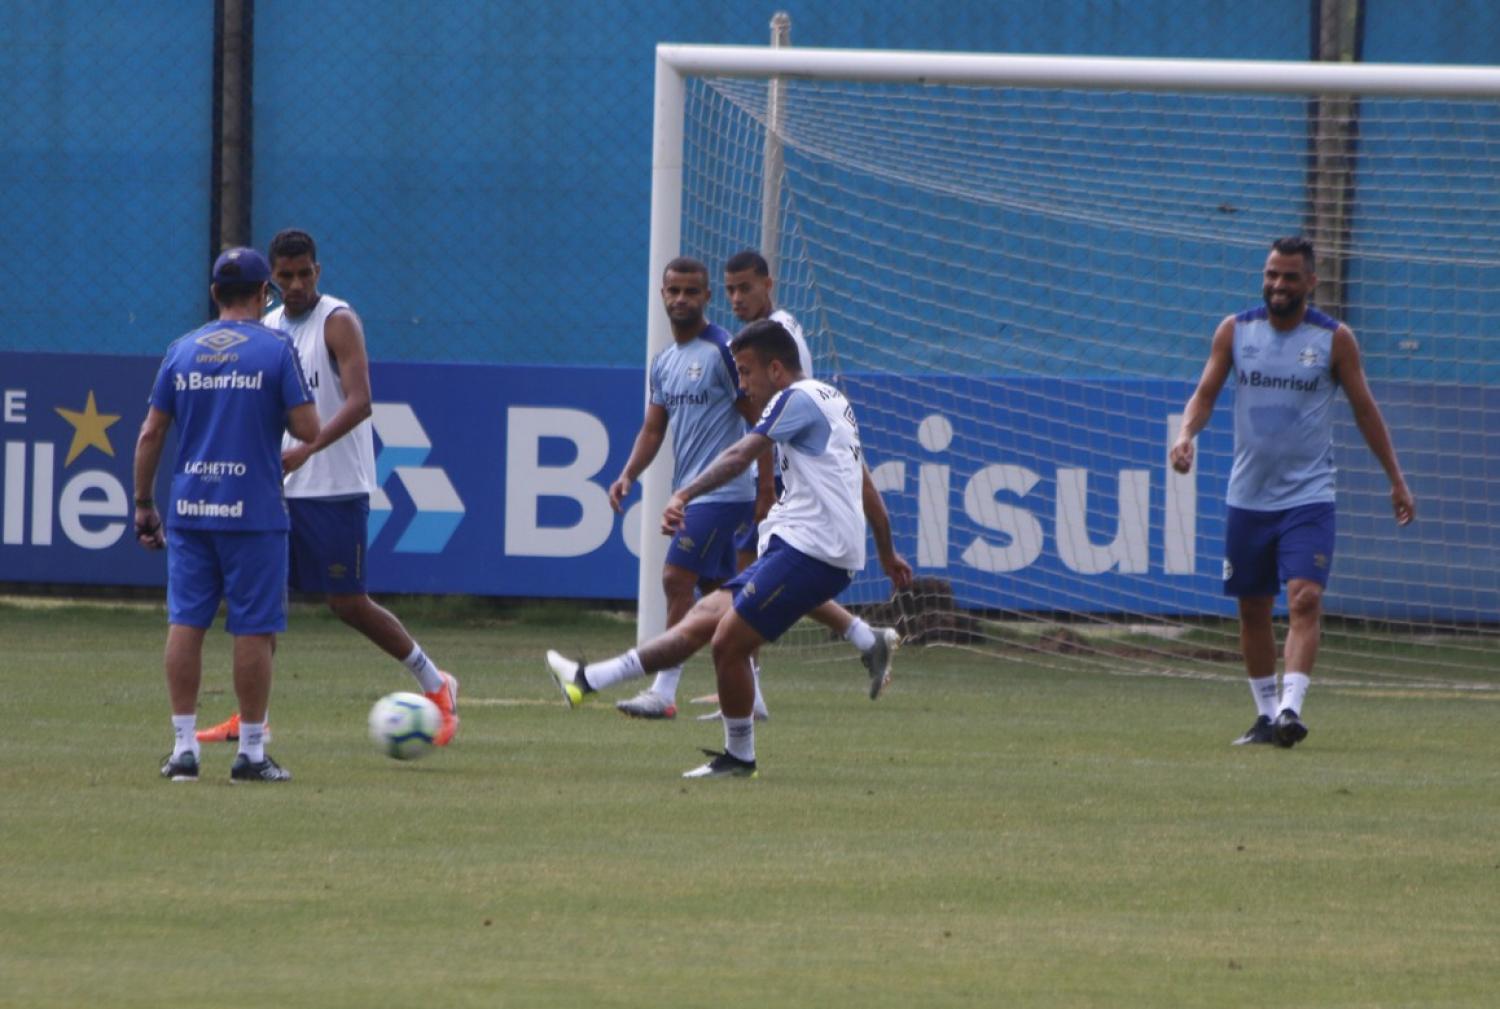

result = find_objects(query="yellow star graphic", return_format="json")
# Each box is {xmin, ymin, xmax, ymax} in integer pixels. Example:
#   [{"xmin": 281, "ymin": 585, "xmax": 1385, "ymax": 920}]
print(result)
[{"xmin": 54, "ymin": 391, "xmax": 122, "ymax": 466}]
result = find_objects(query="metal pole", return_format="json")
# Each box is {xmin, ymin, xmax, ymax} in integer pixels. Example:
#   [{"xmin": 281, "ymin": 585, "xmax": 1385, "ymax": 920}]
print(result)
[
  {"xmin": 1306, "ymin": 0, "xmax": 1363, "ymax": 318},
  {"xmin": 212, "ymin": 0, "xmax": 253, "ymax": 253},
  {"xmin": 759, "ymin": 13, "xmax": 790, "ymax": 274},
  {"xmin": 636, "ymin": 51, "xmax": 686, "ymax": 644}
]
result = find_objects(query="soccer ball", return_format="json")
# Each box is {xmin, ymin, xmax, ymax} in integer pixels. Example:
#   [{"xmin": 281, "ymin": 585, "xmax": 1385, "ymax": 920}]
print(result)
[{"xmin": 368, "ymin": 692, "xmax": 440, "ymax": 761}]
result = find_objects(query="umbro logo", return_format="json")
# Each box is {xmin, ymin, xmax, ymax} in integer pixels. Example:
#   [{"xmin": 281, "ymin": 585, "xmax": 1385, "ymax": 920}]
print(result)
[{"xmin": 195, "ymin": 329, "xmax": 250, "ymax": 353}]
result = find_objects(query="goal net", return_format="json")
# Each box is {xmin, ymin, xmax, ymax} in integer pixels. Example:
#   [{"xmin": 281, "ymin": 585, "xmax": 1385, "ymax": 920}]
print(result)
[{"xmin": 650, "ymin": 47, "xmax": 1499, "ymax": 690}]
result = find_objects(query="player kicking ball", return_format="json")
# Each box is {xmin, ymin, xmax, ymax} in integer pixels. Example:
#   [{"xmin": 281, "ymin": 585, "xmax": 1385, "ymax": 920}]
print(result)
[{"xmin": 546, "ymin": 319, "xmax": 909, "ymax": 777}]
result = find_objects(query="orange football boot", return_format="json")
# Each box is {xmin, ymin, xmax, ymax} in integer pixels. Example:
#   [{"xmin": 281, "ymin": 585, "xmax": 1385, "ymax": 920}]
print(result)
[
  {"xmin": 425, "ymin": 671, "xmax": 459, "ymax": 746},
  {"xmin": 196, "ymin": 712, "xmax": 241, "ymax": 743}
]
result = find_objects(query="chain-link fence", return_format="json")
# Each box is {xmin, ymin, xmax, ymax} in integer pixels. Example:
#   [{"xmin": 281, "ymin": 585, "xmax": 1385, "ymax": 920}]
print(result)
[{"xmin": 1, "ymin": 1, "xmax": 1495, "ymax": 365}]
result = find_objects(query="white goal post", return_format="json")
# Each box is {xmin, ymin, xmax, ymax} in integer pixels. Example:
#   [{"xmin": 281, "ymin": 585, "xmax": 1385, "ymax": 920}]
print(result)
[{"xmin": 640, "ymin": 44, "xmax": 1500, "ymax": 686}]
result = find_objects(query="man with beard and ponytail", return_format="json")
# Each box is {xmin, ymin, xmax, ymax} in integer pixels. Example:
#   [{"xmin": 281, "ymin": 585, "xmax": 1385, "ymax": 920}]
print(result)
[{"xmin": 1170, "ymin": 236, "xmax": 1414, "ymax": 749}]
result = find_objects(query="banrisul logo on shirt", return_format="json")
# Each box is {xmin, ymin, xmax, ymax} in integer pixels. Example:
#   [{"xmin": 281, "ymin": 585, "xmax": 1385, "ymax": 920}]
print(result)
[{"xmin": 368, "ymin": 403, "xmax": 464, "ymax": 553}]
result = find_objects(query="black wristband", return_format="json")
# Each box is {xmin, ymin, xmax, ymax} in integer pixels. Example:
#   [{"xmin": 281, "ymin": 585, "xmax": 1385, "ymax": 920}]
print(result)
[{"xmin": 134, "ymin": 497, "xmax": 153, "ymax": 508}]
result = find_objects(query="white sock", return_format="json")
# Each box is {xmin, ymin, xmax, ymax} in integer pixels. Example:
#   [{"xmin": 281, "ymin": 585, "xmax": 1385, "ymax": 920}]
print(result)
[
  {"xmin": 844, "ymin": 617, "xmax": 877, "ymax": 653},
  {"xmin": 172, "ymin": 714, "xmax": 199, "ymax": 758},
  {"xmin": 1249, "ymin": 676, "xmax": 1279, "ymax": 719},
  {"xmin": 650, "ymin": 666, "xmax": 683, "ymax": 702},
  {"xmin": 403, "ymin": 643, "xmax": 445, "ymax": 693},
  {"xmin": 723, "ymin": 715, "xmax": 756, "ymax": 763},
  {"xmin": 1280, "ymin": 672, "xmax": 1310, "ymax": 715},
  {"xmin": 584, "ymin": 650, "xmax": 646, "ymax": 692},
  {"xmin": 751, "ymin": 659, "xmax": 769, "ymax": 718},
  {"xmin": 238, "ymin": 721, "xmax": 267, "ymax": 763}
]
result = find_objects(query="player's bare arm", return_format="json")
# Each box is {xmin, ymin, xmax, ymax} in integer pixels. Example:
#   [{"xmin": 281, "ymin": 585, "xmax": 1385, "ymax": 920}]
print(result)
[
  {"xmin": 131, "ymin": 406, "xmax": 172, "ymax": 549},
  {"xmin": 1170, "ymin": 315, "xmax": 1237, "ymax": 474},
  {"xmin": 283, "ymin": 309, "xmax": 371, "ymax": 474},
  {"xmin": 661, "ymin": 431, "xmax": 771, "ymax": 532},
  {"xmin": 1331, "ymin": 325, "xmax": 1415, "ymax": 525},
  {"xmin": 736, "ymin": 395, "xmax": 777, "ymax": 521},
  {"xmin": 286, "ymin": 401, "xmax": 321, "ymax": 446},
  {"xmin": 860, "ymin": 464, "xmax": 913, "ymax": 589},
  {"xmin": 610, "ymin": 403, "xmax": 669, "ymax": 512}
]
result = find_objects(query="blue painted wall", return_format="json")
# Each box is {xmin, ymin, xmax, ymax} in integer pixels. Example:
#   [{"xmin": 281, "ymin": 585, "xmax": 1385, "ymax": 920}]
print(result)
[{"xmin": 0, "ymin": 3, "xmax": 213, "ymax": 357}]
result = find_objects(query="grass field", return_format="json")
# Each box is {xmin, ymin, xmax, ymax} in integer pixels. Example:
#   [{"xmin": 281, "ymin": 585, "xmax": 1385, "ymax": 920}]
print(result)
[{"xmin": 2, "ymin": 596, "xmax": 1497, "ymax": 1008}]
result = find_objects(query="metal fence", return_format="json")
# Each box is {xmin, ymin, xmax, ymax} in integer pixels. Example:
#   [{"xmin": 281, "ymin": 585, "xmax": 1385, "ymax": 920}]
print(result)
[{"xmin": 0, "ymin": 0, "xmax": 1494, "ymax": 365}]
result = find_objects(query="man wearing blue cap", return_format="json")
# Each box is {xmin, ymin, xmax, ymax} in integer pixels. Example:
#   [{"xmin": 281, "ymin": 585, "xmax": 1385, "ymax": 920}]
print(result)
[{"xmin": 133, "ymin": 247, "xmax": 321, "ymax": 783}]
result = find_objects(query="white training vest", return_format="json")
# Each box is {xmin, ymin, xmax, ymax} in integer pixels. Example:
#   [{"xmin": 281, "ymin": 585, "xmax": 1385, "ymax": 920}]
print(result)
[
  {"xmin": 267, "ymin": 295, "xmax": 377, "ymax": 498},
  {"xmin": 769, "ymin": 308, "xmax": 814, "ymax": 377},
  {"xmin": 758, "ymin": 379, "xmax": 866, "ymax": 571}
]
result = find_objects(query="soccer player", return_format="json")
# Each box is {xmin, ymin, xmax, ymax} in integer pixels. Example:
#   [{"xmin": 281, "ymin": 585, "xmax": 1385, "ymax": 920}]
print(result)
[
  {"xmin": 195, "ymin": 229, "xmax": 458, "ymax": 746},
  {"xmin": 135, "ymin": 247, "xmax": 320, "ymax": 783},
  {"xmin": 720, "ymin": 249, "xmax": 907, "ymax": 702},
  {"xmin": 549, "ymin": 319, "xmax": 906, "ymax": 777},
  {"xmin": 1170, "ymin": 236, "xmax": 1415, "ymax": 748},
  {"xmin": 605, "ymin": 256, "xmax": 770, "ymax": 720}
]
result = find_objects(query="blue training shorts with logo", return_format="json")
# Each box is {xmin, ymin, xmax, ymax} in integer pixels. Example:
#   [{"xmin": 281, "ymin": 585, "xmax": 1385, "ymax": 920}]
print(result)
[
  {"xmin": 721, "ymin": 535, "xmax": 854, "ymax": 642},
  {"xmin": 665, "ymin": 499, "xmax": 756, "ymax": 584},
  {"xmin": 288, "ymin": 495, "xmax": 369, "ymax": 595},
  {"xmin": 167, "ymin": 527, "xmax": 289, "ymax": 634},
  {"xmin": 1223, "ymin": 501, "xmax": 1336, "ymax": 597}
]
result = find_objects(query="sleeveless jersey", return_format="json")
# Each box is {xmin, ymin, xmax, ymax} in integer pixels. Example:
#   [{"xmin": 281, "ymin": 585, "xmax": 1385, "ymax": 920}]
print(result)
[
  {"xmin": 266, "ymin": 295, "xmax": 377, "ymax": 498},
  {"xmin": 769, "ymin": 308, "xmax": 814, "ymax": 377},
  {"xmin": 1226, "ymin": 305, "xmax": 1340, "ymax": 510},
  {"xmin": 649, "ymin": 323, "xmax": 755, "ymax": 504},
  {"xmin": 752, "ymin": 379, "xmax": 866, "ymax": 571},
  {"xmin": 148, "ymin": 319, "xmax": 313, "ymax": 531}
]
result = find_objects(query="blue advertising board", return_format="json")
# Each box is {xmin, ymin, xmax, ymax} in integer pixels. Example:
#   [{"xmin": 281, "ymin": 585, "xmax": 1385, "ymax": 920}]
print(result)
[{"xmin": 2, "ymin": 352, "xmax": 1493, "ymax": 622}]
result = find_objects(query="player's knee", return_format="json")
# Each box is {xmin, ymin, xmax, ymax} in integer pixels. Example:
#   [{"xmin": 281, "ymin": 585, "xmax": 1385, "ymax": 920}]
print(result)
[
  {"xmin": 709, "ymin": 629, "xmax": 739, "ymax": 667},
  {"xmin": 327, "ymin": 594, "xmax": 365, "ymax": 623},
  {"xmin": 1287, "ymin": 583, "xmax": 1323, "ymax": 620},
  {"xmin": 661, "ymin": 565, "xmax": 697, "ymax": 601}
]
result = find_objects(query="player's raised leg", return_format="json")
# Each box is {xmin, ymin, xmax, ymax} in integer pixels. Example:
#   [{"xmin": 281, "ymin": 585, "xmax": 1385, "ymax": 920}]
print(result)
[
  {"xmin": 547, "ymin": 592, "xmax": 734, "ymax": 708},
  {"xmin": 326, "ymin": 592, "xmax": 458, "ymax": 745},
  {"xmin": 808, "ymin": 600, "xmax": 902, "ymax": 700}
]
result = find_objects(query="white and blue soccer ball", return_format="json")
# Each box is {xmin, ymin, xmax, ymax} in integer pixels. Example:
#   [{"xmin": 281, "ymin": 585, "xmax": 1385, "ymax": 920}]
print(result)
[{"xmin": 368, "ymin": 692, "xmax": 440, "ymax": 761}]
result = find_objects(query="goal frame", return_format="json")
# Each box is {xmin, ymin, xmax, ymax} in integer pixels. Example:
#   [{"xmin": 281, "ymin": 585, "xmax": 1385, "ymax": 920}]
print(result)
[{"xmin": 638, "ymin": 44, "xmax": 1500, "ymax": 641}]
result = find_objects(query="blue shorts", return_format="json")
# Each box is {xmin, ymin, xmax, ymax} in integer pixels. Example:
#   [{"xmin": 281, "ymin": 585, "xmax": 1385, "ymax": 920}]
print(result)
[
  {"xmin": 288, "ymin": 496, "xmax": 369, "ymax": 595},
  {"xmin": 721, "ymin": 535, "xmax": 853, "ymax": 642},
  {"xmin": 167, "ymin": 528, "xmax": 289, "ymax": 634},
  {"xmin": 665, "ymin": 499, "xmax": 755, "ymax": 584},
  {"xmin": 1223, "ymin": 502, "xmax": 1336, "ymax": 597}
]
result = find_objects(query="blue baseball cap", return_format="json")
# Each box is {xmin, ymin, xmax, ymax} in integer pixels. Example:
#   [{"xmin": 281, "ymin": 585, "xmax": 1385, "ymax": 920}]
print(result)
[{"xmin": 212, "ymin": 247, "xmax": 272, "ymax": 285}]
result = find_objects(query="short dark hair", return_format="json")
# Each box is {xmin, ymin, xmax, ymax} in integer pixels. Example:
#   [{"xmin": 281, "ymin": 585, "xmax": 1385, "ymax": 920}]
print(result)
[
  {"xmin": 731, "ymin": 319, "xmax": 801, "ymax": 372},
  {"xmin": 663, "ymin": 256, "xmax": 708, "ymax": 284},
  {"xmin": 269, "ymin": 228, "xmax": 318, "ymax": 266},
  {"xmin": 725, "ymin": 250, "xmax": 769, "ymax": 276},
  {"xmin": 211, "ymin": 281, "xmax": 266, "ymax": 308},
  {"xmin": 1270, "ymin": 236, "xmax": 1315, "ymax": 272}
]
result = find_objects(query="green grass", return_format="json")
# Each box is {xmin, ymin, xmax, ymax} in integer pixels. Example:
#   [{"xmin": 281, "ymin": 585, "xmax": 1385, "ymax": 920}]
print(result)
[{"xmin": 2, "ymin": 598, "xmax": 1497, "ymax": 1008}]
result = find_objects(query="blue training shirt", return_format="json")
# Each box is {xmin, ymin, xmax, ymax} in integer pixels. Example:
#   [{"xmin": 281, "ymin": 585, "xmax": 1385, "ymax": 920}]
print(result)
[
  {"xmin": 148, "ymin": 319, "xmax": 314, "ymax": 531},
  {"xmin": 648, "ymin": 323, "xmax": 755, "ymax": 504},
  {"xmin": 1226, "ymin": 305, "xmax": 1340, "ymax": 511}
]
